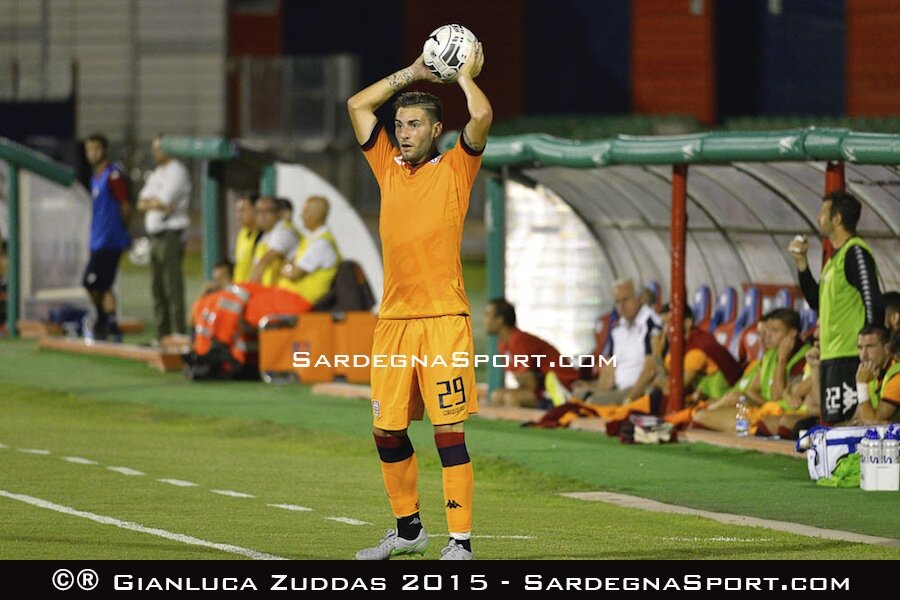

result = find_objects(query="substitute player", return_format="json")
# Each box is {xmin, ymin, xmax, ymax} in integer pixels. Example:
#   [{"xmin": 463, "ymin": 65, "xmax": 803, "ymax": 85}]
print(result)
[
  {"xmin": 83, "ymin": 132, "xmax": 131, "ymax": 341},
  {"xmin": 347, "ymin": 43, "xmax": 491, "ymax": 560}
]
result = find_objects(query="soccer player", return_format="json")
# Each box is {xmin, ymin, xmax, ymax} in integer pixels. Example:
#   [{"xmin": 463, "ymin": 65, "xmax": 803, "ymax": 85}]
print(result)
[
  {"xmin": 347, "ymin": 43, "xmax": 491, "ymax": 560},
  {"xmin": 486, "ymin": 297, "xmax": 581, "ymax": 409},
  {"xmin": 82, "ymin": 133, "xmax": 131, "ymax": 341},
  {"xmin": 789, "ymin": 191, "xmax": 883, "ymax": 423}
]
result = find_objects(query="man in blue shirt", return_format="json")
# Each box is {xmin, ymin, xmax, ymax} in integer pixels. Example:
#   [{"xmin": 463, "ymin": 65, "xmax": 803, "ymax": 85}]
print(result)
[{"xmin": 83, "ymin": 133, "xmax": 131, "ymax": 341}]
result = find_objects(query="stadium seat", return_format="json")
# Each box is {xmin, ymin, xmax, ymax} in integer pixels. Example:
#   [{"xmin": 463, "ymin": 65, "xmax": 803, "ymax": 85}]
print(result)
[
  {"xmin": 736, "ymin": 320, "xmax": 762, "ymax": 369},
  {"xmin": 774, "ymin": 287, "xmax": 792, "ymax": 309},
  {"xmin": 799, "ymin": 299, "xmax": 818, "ymax": 342},
  {"xmin": 590, "ymin": 309, "xmax": 619, "ymax": 377},
  {"xmin": 646, "ymin": 280, "xmax": 662, "ymax": 313},
  {"xmin": 725, "ymin": 287, "xmax": 762, "ymax": 359},
  {"xmin": 709, "ymin": 286, "xmax": 739, "ymax": 334},
  {"xmin": 691, "ymin": 285, "xmax": 712, "ymax": 331}
]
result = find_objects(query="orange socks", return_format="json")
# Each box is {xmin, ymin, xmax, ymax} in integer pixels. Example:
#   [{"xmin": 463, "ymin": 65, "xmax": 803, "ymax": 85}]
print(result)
[
  {"xmin": 435, "ymin": 432, "xmax": 473, "ymax": 536},
  {"xmin": 374, "ymin": 434, "xmax": 420, "ymax": 518}
]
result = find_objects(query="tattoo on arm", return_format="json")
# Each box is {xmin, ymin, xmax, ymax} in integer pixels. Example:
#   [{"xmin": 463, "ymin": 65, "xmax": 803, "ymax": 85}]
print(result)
[{"xmin": 387, "ymin": 68, "xmax": 414, "ymax": 91}]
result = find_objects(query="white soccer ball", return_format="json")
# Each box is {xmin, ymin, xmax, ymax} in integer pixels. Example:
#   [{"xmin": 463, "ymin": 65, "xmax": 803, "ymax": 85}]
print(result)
[{"xmin": 422, "ymin": 24, "xmax": 478, "ymax": 82}]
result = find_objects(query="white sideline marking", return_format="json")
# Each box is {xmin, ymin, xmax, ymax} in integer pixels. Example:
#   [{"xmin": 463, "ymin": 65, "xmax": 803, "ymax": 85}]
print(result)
[
  {"xmin": 0, "ymin": 490, "xmax": 286, "ymax": 560},
  {"xmin": 327, "ymin": 517, "xmax": 369, "ymax": 526},
  {"xmin": 564, "ymin": 491, "xmax": 900, "ymax": 548},
  {"xmin": 0, "ymin": 443, "xmax": 8, "ymax": 449},
  {"xmin": 211, "ymin": 489, "xmax": 255, "ymax": 499},
  {"xmin": 19, "ymin": 448, "xmax": 51, "ymax": 455},
  {"xmin": 437, "ymin": 533, "xmax": 535, "ymax": 540},
  {"xmin": 107, "ymin": 466, "xmax": 144, "ymax": 476},
  {"xmin": 157, "ymin": 479, "xmax": 198, "ymax": 487},
  {"xmin": 268, "ymin": 503, "xmax": 313, "ymax": 512},
  {"xmin": 63, "ymin": 456, "xmax": 98, "ymax": 465}
]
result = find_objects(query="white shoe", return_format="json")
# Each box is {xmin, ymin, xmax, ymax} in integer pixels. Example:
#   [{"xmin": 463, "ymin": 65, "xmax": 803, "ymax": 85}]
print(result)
[
  {"xmin": 356, "ymin": 528, "xmax": 428, "ymax": 560},
  {"xmin": 439, "ymin": 539, "xmax": 473, "ymax": 560}
]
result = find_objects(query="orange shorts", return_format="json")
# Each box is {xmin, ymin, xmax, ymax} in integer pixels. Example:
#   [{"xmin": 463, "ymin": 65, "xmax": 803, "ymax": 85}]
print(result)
[{"xmin": 369, "ymin": 315, "xmax": 478, "ymax": 430}]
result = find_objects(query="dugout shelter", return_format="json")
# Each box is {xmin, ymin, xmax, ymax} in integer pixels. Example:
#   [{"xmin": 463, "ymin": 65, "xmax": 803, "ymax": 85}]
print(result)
[{"xmin": 470, "ymin": 128, "xmax": 900, "ymax": 409}]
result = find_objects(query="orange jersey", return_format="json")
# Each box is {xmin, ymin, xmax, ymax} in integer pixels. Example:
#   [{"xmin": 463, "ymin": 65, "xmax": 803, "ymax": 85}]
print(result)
[{"xmin": 362, "ymin": 125, "xmax": 483, "ymax": 319}]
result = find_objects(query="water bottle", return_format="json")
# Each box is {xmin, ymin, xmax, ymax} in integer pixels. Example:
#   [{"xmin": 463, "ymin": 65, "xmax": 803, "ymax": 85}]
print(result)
[
  {"xmin": 735, "ymin": 395, "xmax": 750, "ymax": 438},
  {"xmin": 859, "ymin": 428, "xmax": 881, "ymax": 491},
  {"xmin": 82, "ymin": 315, "xmax": 95, "ymax": 344},
  {"xmin": 881, "ymin": 425, "xmax": 900, "ymax": 491}
]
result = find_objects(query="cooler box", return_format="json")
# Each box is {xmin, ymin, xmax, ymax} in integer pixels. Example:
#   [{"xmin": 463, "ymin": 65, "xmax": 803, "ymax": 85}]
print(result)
[
  {"xmin": 258, "ymin": 311, "xmax": 376, "ymax": 384},
  {"xmin": 258, "ymin": 313, "xmax": 335, "ymax": 383}
]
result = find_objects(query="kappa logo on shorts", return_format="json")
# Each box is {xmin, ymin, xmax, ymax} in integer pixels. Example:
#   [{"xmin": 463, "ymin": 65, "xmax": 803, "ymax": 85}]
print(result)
[
  {"xmin": 372, "ymin": 399, "xmax": 380, "ymax": 418},
  {"xmin": 446, "ymin": 499, "xmax": 462, "ymax": 509}
]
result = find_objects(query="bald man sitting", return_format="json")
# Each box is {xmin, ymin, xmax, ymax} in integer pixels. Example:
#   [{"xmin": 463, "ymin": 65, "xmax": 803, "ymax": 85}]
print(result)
[{"xmin": 277, "ymin": 195, "xmax": 341, "ymax": 307}]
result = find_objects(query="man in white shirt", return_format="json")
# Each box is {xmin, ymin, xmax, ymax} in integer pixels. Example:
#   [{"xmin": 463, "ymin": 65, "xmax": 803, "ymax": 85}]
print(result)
[
  {"xmin": 247, "ymin": 196, "xmax": 300, "ymax": 286},
  {"xmin": 573, "ymin": 278, "xmax": 662, "ymax": 404},
  {"xmin": 278, "ymin": 196, "xmax": 340, "ymax": 306},
  {"xmin": 137, "ymin": 135, "xmax": 192, "ymax": 339}
]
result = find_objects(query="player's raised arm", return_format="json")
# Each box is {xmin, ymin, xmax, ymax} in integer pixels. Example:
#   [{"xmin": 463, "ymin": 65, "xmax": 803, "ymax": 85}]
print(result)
[
  {"xmin": 347, "ymin": 56, "xmax": 441, "ymax": 145},
  {"xmin": 456, "ymin": 42, "xmax": 492, "ymax": 152}
]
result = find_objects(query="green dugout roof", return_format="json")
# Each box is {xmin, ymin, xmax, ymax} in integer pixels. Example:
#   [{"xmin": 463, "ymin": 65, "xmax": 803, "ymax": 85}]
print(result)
[
  {"xmin": 466, "ymin": 127, "xmax": 900, "ymax": 300},
  {"xmin": 476, "ymin": 127, "xmax": 900, "ymax": 168}
]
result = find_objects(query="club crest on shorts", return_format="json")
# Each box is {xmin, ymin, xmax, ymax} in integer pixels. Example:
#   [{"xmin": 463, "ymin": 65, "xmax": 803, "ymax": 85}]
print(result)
[{"xmin": 372, "ymin": 399, "xmax": 380, "ymax": 418}]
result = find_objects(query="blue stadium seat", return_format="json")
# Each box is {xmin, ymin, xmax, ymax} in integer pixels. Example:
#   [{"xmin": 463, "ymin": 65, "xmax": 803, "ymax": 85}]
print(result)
[
  {"xmin": 691, "ymin": 285, "xmax": 712, "ymax": 330},
  {"xmin": 727, "ymin": 287, "xmax": 762, "ymax": 359},
  {"xmin": 774, "ymin": 287, "xmax": 792, "ymax": 309},
  {"xmin": 709, "ymin": 286, "xmax": 738, "ymax": 332},
  {"xmin": 799, "ymin": 299, "xmax": 818, "ymax": 340},
  {"xmin": 646, "ymin": 280, "xmax": 662, "ymax": 313},
  {"xmin": 590, "ymin": 309, "xmax": 619, "ymax": 377}
]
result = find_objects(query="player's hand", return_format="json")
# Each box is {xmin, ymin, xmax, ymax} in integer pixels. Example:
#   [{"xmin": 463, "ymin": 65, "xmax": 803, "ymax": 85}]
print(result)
[
  {"xmin": 280, "ymin": 263, "xmax": 298, "ymax": 281},
  {"xmin": 410, "ymin": 55, "xmax": 443, "ymax": 84},
  {"xmin": 805, "ymin": 345, "xmax": 820, "ymax": 370},
  {"xmin": 856, "ymin": 359, "xmax": 878, "ymax": 383},
  {"xmin": 459, "ymin": 42, "xmax": 484, "ymax": 80},
  {"xmin": 788, "ymin": 234, "xmax": 809, "ymax": 270},
  {"xmin": 777, "ymin": 330, "xmax": 797, "ymax": 361}
]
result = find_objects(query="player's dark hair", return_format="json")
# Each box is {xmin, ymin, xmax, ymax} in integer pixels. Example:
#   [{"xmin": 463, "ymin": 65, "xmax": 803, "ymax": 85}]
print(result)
[
  {"xmin": 889, "ymin": 331, "xmax": 900, "ymax": 357},
  {"xmin": 858, "ymin": 324, "xmax": 890, "ymax": 345},
  {"xmin": 240, "ymin": 191, "xmax": 260, "ymax": 205},
  {"xmin": 882, "ymin": 291, "xmax": 900, "ymax": 317},
  {"xmin": 278, "ymin": 197, "xmax": 293, "ymax": 213},
  {"xmin": 764, "ymin": 308, "xmax": 801, "ymax": 333},
  {"xmin": 393, "ymin": 91, "xmax": 443, "ymax": 124},
  {"xmin": 85, "ymin": 133, "xmax": 109, "ymax": 150},
  {"xmin": 213, "ymin": 259, "xmax": 234, "ymax": 279},
  {"xmin": 660, "ymin": 303, "xmax": 694, "ymax": 322},
  {"xmin": 488, "ymin": 298, "xmax": 516, "ymax": 328},
  {"xmin": 823, "ymin": 191, "xmax": 862, "ymax": 235}
]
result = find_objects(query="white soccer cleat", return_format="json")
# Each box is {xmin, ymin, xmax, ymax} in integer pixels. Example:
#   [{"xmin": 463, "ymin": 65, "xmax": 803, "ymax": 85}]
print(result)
[
  {"xmin": 356, "ymin": 528, "xmax": 428, "ymax": 560},
  {"xmin": 439, "ymin": 539, "xmax": 473, "ymax": 560}
]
